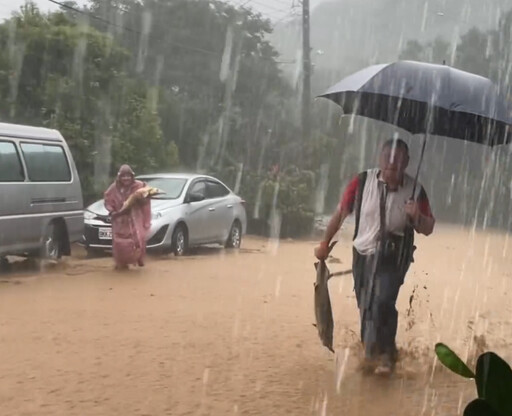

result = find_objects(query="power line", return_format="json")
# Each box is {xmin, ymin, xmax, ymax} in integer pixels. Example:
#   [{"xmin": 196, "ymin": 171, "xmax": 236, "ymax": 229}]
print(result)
[
  {"xmin": 48, "ymin": 0, "xmax": 221, "ymax": 56},
  {"xmin": 239, "ymin": 6, "xmax": 277, "ymax": 21},
  {"xmin": 243, "ymin": 0, "xmax": 290, "ymax": 14},
  {"xmin": 253, "ymin": 0, "xmax": 297, "ymax": 9},
  {"xmin": 47, "ymin": 0, "xmax": 297, "ymax": 64},
  {"xmin": 273, "ymin": 8, "xmax": 301, "ymax": 25},
  {"xmin": 272, "ymin": 0, "xmax": 297, "ymax": 7},
  {"xmin": 240, "ymin": 0, "xmax": 298, "ymax": 22}
]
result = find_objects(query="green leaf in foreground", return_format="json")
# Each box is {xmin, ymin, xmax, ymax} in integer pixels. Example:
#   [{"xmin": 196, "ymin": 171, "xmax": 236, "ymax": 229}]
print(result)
[
  {"xmin": 475, "ymin": 352, "xmax": 512, "ymax": 416},
  {"xmin": 464, "ymin": 399, "xmax": 502, "ymax": 416},
  {"xmin": 435, "ymin": 343, "xmax": 475, "ymax": 378}
]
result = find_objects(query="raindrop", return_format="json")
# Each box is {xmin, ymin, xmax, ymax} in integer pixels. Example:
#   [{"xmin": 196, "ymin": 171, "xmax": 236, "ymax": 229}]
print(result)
[
  {"xmin": 136, "ymin": 9, "xmax": 152, "ymax": 73},
  {"xmin": 203, "ymin": 368, "xmax": 210, "ymax": 385},
  {"xmin": 420, "ymin": 2, "xmax": 429, "ymax": 32},
  {"xmin": 335, "ymin": 348, "xmax": 350, "ymax": 393},
  {"xmin": 457, "ymin": 392, "xmax": 464, "ymax": 415},
  {"xmin": 420, "ymin": 387, "xmax": 430, "ymax": 416},
  {"xmin": 314, "ymin": 163, "xmax": 330, "ymax": 216},
  {"xmin": 338, "ymin": 277, "xmax": 344, "ymax": 295},
  {"xmin": 220, "ymin": 24, "xmax": 234, "ymax": 83},
  {"xmin": 320, "ymin": 393, "xmax": 328, "ymax": 416},
  {"xmin": 232, "ymin": 315, "xmax": 240, "ymax": 339},
  {"xmin": 275, "ymin": 275, "xmax": 282, "ymax": 298}
]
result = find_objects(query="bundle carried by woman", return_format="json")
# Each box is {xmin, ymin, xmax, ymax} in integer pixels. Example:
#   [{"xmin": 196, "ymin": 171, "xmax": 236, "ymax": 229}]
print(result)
[{"xmin": 118, "ymin": 186, "xmax": 164, "ymax": 214}]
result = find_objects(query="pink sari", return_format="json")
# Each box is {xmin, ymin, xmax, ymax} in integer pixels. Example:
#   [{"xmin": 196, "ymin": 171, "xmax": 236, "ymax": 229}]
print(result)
[{"xmin": 104, "ymin": 177, "xmax": 151, "ymax": 267}]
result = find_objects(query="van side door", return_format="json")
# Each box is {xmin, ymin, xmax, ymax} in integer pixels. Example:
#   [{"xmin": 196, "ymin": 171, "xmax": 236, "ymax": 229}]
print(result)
[
  {"xmin": 18, "ymin": 141, "xmax": 79, "ymax": 250},
  {"xmin": 0, "ymin": 139, "xmax": 29, "ymax": 254}
]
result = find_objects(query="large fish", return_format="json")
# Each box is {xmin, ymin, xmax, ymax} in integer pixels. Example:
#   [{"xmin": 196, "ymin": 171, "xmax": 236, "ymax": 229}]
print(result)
[
  {"xmin": 313, "ymin": 242, "xmax": 352, "ymax": 353},
  {"xmin": 119, "ymin": 186, "xmax": 164, "ymax": 213},
  {"xmin": 314, "ymin": 259, "xmax": 335, "ymax": 353}
]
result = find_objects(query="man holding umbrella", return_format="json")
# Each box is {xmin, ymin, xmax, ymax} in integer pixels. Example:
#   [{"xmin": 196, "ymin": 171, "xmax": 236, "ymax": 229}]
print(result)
[
  {"xmin": 313, "ymin": 60, "xmax": 512, "ymax": 375},
  {"xmin": 315, "ymin": 137, "xmax": 435, "ymax": 375}
]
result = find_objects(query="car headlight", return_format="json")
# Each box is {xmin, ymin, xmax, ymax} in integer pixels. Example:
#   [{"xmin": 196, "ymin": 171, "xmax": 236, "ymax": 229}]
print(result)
[
  {"xmin": 152, "ymin": 212, "xmax": 162, "ymax": 220},
  {"xmin": 84, "ymin": 210, "xmax": 95, "ymax": 220}
]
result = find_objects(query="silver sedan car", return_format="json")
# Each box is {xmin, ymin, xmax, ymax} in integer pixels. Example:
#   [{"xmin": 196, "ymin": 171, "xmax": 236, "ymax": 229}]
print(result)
[{"xmin": 81, "ymin": 173, "xmax": 247, "ymax": 255}]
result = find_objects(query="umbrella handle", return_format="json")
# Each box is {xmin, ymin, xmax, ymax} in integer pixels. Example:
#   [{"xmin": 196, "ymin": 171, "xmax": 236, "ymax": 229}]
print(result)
[{"xmin": 411, "ymin": 133, "xmax": 428, "ymax": 199}]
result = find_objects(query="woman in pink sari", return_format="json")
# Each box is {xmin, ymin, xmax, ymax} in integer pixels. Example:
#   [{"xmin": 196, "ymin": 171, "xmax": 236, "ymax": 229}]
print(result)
[{"xmin": 104, "ymin": 165, "xmax": 151, "ymax": 270}]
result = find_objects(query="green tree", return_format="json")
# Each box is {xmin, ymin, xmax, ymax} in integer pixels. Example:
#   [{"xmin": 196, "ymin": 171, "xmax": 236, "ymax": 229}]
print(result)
[
  {"xmin": 83, "ymin": 0, "xmax": 293, "ymax": 170},
  {"xmin": 0, "ymin": 3, "xmax": 179, "ymax": 201}
]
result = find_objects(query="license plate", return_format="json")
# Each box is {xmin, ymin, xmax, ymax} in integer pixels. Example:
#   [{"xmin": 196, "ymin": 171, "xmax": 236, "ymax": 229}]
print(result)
[{"xmin": 98, "ymin": 227, "xmax": 112, "ymax": 240}]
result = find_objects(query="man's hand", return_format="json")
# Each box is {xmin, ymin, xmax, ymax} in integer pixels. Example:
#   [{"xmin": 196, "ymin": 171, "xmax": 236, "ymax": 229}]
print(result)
[
  {"xmin": 314, "ymin": 241, "xmax": 330, "ymax": 260},
  {"xmin": 405, "ymin": 199, "xmax": 435, "ymax": 236},
  {"xmin": 404, "ymin": 200, "xmax": 420, "ymax": 223}
]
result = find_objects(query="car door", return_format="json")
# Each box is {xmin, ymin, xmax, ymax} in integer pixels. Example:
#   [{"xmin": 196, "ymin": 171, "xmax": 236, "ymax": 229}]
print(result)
[
  {"xmin": 205, "ymin": 180, "xmax": 234, "ymax": 242},
  {"xmin": 183, "ymin": 180, "xmax": 212, "ymax": 244}
]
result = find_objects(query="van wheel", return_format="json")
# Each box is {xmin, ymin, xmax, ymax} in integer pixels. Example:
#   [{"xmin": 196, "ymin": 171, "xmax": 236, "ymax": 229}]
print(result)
[
  {"xmin": 41, "ymin": 222, "xmax": 63, "ymax": 261},
  {"xmin": 225, "ymin": 221, "xmax": 242, "ymax": 249},
  {"xmin": 171, "ymin": 224, "xmax": 188, "ymax": 256},
  {"xmin": 0, "ymin": 257, "xmax": 10, "ymax": 273}
]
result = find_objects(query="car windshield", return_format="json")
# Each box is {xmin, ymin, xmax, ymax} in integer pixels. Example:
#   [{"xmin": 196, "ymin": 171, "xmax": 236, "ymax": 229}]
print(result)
[{"xmin": 142, "ymin": 177, "xmax": 188, "ymax": 200}]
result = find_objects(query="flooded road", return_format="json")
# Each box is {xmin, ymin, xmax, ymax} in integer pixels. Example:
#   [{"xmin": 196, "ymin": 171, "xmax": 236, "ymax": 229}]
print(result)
[{"xmin": 0, "ymin": 226, "xmax": 511, "ymax": 415}]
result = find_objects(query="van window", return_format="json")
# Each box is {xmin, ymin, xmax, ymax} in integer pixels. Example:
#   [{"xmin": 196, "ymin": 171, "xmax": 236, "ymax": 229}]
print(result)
[
  {"xmin": 21, "ymin": 143, "xmax": 71, "ymax": 182},
  {"xmin": 0, "ymin": 141, "xmax": 25, "ymax": 182}
]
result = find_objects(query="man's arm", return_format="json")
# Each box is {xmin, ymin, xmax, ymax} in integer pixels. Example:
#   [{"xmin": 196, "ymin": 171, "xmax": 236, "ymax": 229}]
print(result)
[
  {"xmin": 314, "ymin": 206, "xmax": 351, "ymax": 260},
  {"xmin": 315, "ymin": 175, "xmax": 359, "ymax": 259},
  {"xmin": 322, "ymin": 206, "xmax": 351, "ymax": 245}
]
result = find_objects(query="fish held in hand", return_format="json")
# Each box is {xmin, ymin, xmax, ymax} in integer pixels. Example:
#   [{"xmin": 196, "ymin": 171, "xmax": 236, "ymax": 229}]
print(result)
[{"xmin": 314, "ymin": 259, "xmax": 335, "ymax": 353}]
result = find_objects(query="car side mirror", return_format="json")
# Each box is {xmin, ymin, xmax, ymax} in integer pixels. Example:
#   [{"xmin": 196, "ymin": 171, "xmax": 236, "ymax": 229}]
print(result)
[{"xmin": 186, "ymin": 192, "xmax": 205, "ymax": 203}]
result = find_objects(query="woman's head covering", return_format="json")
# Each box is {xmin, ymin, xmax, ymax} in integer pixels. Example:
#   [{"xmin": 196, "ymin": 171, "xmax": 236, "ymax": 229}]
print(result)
[
  {"xmin": 117, "ymin": 164, "xmax": 135, "ymax": 178},
  {"xmin": 105, "ymin": 164, "xmax": 141, "ymax": 207}
]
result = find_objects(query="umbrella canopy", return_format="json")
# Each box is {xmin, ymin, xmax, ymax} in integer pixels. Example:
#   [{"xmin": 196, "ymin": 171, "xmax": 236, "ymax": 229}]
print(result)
[{"xmin": 319, "ymin": 61, "xmax": 512, "ymax": 147}]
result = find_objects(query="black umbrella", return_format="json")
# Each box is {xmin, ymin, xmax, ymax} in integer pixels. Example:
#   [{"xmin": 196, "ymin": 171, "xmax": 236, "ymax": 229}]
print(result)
[{"xmin": 319, "ymin": 60, "xmax": 512, "ymax": 195}]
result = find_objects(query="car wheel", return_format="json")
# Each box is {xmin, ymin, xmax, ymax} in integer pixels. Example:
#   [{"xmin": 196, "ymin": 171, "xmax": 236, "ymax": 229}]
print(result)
[
  {"xmin": 171, "ymin": 224, "xmax": 188, "ymax": 256},
  {"xmin": 41, "ymin": 222, "xmax": 63, "ymax": 261},
  {"xmin": 225, "ymin": 221, "xmax": 242, "ymax": 249}
]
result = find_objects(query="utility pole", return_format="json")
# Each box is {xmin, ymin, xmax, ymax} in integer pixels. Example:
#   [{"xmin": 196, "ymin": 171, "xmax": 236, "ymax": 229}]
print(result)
[{"xmin": 302, "ymin": 0, "xmax": 312, "ymax": 147}]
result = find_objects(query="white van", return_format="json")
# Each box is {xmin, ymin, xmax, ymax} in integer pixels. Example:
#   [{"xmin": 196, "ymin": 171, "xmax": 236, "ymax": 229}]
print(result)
[{"xmin": 0, "ymin": 123, "xmax": 84, "ymax": 260}]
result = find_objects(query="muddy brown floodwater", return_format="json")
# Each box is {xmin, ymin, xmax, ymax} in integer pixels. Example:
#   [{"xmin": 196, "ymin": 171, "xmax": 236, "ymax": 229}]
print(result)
[{"xmin": 0, "ymin": 224, "xmax": 511, "ymax": 416}]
